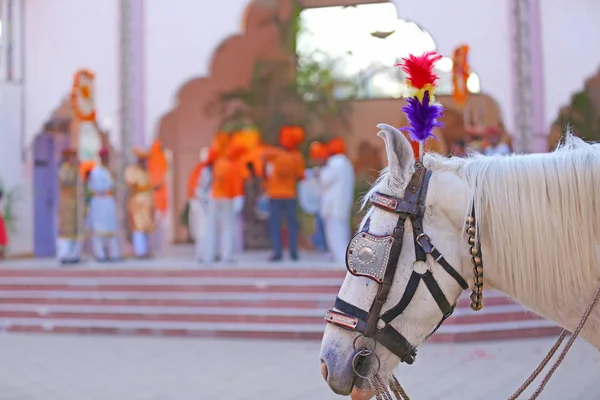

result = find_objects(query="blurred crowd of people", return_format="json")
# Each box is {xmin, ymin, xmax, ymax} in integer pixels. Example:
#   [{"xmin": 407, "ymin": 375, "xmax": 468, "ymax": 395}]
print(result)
[
  {"xmin": 187, "ymin": 127, "xmax": 355, "ymax": 264},
  {"xmin": 449, "ymin": 126, "xmax": 512, "ymax": 157},
  {"xmin": 42, "ymin": 124, "xmax": 512, "ymax": 266},
  {"xmin": 54, "ymin": 145, "xmax": 167, "ymax": 264}
]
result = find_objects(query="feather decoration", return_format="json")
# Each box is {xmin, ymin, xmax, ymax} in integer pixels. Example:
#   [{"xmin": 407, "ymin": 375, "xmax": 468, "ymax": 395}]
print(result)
[
  {"xmin": 396, "ymin": 51, "xmax": 445, "ymax": 160},
  {"xmin": 396, "ymin": 51, "xmax": 442, "ymax": 90},
  {"xmin": 400, "ymin": 91, "xmax": 444, "ymax": 143}
]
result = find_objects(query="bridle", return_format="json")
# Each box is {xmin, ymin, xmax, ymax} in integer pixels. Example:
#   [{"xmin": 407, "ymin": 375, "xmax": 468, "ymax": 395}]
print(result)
[
  {"xmin": 323, "ymin": 160, "xmax": 600, "ymax": 400},
  {"xmin": 324, "ymin": 161, "xmax": 481, "ymax": 368}
]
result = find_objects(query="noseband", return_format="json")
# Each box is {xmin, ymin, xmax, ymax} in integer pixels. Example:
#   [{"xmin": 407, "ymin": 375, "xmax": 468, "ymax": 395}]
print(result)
[{"xmin": 325, "ymin": 161, "xmax": 482, "ymax": 367}]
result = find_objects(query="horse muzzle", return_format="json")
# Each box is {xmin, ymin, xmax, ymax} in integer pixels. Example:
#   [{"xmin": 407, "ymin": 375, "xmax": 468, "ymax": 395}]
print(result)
[{"xmin": 320, "ymin": 343, "xmax": 381, "ymax": 396}]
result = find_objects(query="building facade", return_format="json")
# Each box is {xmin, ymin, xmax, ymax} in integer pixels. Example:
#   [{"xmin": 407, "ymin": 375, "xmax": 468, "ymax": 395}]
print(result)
[{"xmin": 1, "ymin": 0, "xmax": 599, "ymax": 255}]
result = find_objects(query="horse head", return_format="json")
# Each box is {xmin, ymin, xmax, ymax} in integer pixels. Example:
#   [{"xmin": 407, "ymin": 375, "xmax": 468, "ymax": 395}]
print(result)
[{"xmin": 319, "ymin": 123, "xmax": 474, "ymax": 399}]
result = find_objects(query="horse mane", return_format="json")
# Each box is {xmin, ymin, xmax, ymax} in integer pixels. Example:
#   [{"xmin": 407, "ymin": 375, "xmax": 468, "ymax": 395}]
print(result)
[{"xmin": 426, "ymin": 132, "xmax": 600, "ymax": 306}]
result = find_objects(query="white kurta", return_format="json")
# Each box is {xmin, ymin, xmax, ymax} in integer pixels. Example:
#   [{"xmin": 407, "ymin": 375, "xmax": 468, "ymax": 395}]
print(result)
[
  {"xmin": 194, "ymin": 167, "xmax": 212, "ymax": 260},
  {"xmin": 87, "ymin": 165, "xmax": 120, "ymax": 260},
  {"xmin": 88, "ymin": 165, "xmax": 119, "ymax": 235},
  {"xmin": 484, "ymin": 143, "xmax": 511, "ymax": 156},
  {"xmin": 319, "ymin": 154, "xmax": 355, "ymax": 264}
]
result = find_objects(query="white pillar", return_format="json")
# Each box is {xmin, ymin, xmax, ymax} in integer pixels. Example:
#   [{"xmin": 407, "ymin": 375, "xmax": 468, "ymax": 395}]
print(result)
[
  {"xmin": 509, "ymin": 0, "xmax": 545, "ymax": 153},
  {"xmin": 119, "ymin": 0, "xmax": 145, "ymax": 159}
]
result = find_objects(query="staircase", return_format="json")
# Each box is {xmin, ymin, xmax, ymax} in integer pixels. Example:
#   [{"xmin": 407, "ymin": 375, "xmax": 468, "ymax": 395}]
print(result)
[{"xmin": 0, "ymin": 266, "xmax": 560, "ymax": 342}]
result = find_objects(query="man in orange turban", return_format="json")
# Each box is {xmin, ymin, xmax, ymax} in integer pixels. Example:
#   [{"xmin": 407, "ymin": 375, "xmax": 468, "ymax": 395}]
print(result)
[
  {"xmin": 317, "ymin": 137, "xmax": 355, "ymax": 265},
  {"xmin": 202, "ymin": 143, "xmax": 247, "ymax": 262},
  {"xmin": 263, "ymin": 126, "xmax": 306, "ymax": 261}
]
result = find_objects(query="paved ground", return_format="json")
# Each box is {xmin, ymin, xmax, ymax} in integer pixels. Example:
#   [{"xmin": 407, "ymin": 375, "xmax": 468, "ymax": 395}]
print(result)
[
  {"xmin": 2, "ymin": 248, "xmax": 339, "ymax": 269},
  {"xmin": 0, "ymin": 334, "xmax": 597, "ymax": 400}
]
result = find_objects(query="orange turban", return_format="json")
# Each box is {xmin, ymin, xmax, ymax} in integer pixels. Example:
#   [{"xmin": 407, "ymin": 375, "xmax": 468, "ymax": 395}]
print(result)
[
  {"xmin": 232, "ymin": 128, "xmax": 261, "ymax": 153},
  {"xmin": 327, "ymin": 137, "xmax": 346, "ymax": 155},
  {"xmin": 206, "ymin": 147, "xmax": 219, "ymax": 164},
  {"xmin": 279, "ymin": 126, "xmax": 305, "ymax": 150},
  {"xmin": 309, "ymin": 142, "xmax": 329, "ymax": 160},
  {"xmin": 226, "ymin": 142, "xmax": 247, "ymax": 160},
  {"xmin": 212, "ymin": 131, "xmax": 231, "ymax": 156},
  {"xmin": 79, "ymin": 160, "xmax": 96, "ymax": 181}
]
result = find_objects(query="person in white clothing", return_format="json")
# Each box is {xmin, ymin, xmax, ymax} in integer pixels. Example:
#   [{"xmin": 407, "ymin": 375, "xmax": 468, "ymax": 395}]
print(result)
[
  {"xmin": 201, "ymin": 143, "xmax": 246, "ymax": 263},
  {"xmin": 317, "ymin": 137, "xmax": 355, "ymax": 265},
  {"xmin": 484, "ymin": 127, "xmax": 511, "ymax": 156},
  {"xmin": 194, "ymin": 148, "xmax": 216, "ymax": 260},
  {"xmin": 87, "ymin": 148, "xmax": 120, "ymax": 261},
  {"xmin": 188, "ymin": 148, "xmax": 209, "ymax": 243}
]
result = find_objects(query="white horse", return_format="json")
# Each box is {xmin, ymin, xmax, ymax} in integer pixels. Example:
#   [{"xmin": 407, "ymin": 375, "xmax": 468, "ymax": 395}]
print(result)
[{"xmin": 319, "ymin": 123, "xmax": 600, "ymax": 399}]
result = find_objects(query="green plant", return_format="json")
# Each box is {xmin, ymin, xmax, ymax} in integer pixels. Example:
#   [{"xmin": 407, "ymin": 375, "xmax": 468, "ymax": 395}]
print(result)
[
  {"xmin": 555, "ymin": 89, "xmax": 600, "ymax": 143},
  {"xmin": 0, "ymin": 180, "xmax": 19, "ymax": 235},
  {"xmin": 212, "ymin": 1, "xmax": 359, "ymax": 153}
]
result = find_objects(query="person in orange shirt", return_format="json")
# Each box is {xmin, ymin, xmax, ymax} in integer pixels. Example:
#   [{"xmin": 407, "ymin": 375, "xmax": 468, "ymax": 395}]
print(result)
[
  {"xmin": 202, "ymin": 143, "xmax": 246, "ymax": 263},
  {"xmin": 263, "ymin": 126, "xmax": 306, "ymax": 261}
]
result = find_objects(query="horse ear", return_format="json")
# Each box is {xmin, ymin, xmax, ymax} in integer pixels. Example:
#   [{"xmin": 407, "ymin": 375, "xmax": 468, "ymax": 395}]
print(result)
[{"xmin": 376, "ymin": 123, "xmax": 414, "ymax": 192}]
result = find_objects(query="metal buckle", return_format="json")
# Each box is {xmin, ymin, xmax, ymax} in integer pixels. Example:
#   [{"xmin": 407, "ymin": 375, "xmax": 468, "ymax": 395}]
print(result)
[
  {"xmin": 324, "ymin": 310, "xmax": 359, "ymax": 330},
  {"xmin": 416, "ymin": 233, "xmax": 434, "ymax": 253}
]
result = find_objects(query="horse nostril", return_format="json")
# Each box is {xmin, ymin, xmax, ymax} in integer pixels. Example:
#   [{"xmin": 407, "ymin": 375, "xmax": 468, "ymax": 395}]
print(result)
[{"xmin": 320, "ymin": 359, "xmax": 328, "ymax": 380}]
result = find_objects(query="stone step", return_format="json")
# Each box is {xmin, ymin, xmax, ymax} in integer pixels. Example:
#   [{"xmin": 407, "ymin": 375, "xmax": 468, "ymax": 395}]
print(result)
[
  {"xmin": 1, "ymin": 318, "xmax": 562, "ymax": 343},
  {"xmin": 0, "ymin": 269, "xmax": 346, "ymax": 278},
  {"xmin": 0, "ymin": 267, "xmax": 560, "ymax": 343},
  {"xmin": 0, "ymin": 294, "xmax": 517, "ymax": 309},
  {"xmin": 0, "ymin": 284, "xmax": 340, "ymax": 293},
  {"xmin": 0, "ymin": 303, "xmax": 542, "ymax": 325}
]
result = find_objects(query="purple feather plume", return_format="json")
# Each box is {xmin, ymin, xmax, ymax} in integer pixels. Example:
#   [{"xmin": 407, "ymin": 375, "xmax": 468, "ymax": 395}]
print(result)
[{"xmin": 400, "ymin": 90, "xmax": 444, "ymax": 143}]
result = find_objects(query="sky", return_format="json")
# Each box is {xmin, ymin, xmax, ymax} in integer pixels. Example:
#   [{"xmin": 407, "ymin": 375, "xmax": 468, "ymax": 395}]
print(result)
[{"xmin": 297, "ymin": 2, "xmax": 480, "ymax": 98}]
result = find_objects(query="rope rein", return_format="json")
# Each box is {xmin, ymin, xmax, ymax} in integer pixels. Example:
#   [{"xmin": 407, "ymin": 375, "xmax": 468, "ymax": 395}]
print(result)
[{"xmin": 371, "ymin": 285, "xmax": 600, "ymax": 400}]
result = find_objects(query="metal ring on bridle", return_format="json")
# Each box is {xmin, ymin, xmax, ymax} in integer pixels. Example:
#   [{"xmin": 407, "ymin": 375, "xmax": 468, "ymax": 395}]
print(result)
[
  {"xmin": 352, "ymin": 349, "xmax": 381, "ymax": 379},
  {"xmin": 412, "ymin": 259, "xmax": 432, "ymax": 273},
  {"xmin": 353, "ymin": 335, "xmax": 377, "ymax": 352}
]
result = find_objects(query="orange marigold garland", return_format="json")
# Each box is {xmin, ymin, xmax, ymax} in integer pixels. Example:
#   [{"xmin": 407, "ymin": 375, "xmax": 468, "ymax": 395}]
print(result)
[
  {"xmin": 452, "ymin": 45, "xmax": 471, "ymax": 105},
  {"xmin": 71, "ymin": 69, "xmax": 97, "ymax": 122}
]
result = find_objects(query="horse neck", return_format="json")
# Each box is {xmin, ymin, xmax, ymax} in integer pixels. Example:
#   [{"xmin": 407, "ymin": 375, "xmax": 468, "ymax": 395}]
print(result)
[{"xmin": 479, "ymin": 235, "xmax": 600, "ymax": 349}]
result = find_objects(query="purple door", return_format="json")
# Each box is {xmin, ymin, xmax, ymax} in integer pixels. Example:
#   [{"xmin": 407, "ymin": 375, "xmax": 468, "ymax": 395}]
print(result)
[{"xmin": 33, "ymin": 133, "xmax": 60, "ymax": 257}]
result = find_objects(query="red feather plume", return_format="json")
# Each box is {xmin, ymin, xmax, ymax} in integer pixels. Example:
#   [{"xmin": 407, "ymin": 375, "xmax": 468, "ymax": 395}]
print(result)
[{"xmin": 396, "ymin": 51, "xmax": 442, "ymax": 90}]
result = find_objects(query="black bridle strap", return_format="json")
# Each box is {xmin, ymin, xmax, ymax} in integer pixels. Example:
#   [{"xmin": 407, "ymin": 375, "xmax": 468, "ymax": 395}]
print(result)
[
  {"xmin": 333, "ymin": 297, "xmax": 416, "ymax": 364},
  {"xmin": 334, "ymin": 297, "xmax": 368, "ymax": 321},
  {"xmin": 376, "ymin": 325, "xmax": 416, "ymax": 364},
  {"xmin": 363, "ymin": 215, "xmax": 406, "ymax": 337},
  {"xmin": 430, "ymin": 249, "xmax": 469, "ymax": 290},
  {"xmin": 412, "ymin": 217, "xmax": 469, "ymax": 291},
  {"xmin": 421, "ymin": 271, "xmax": 453, "ymax": 316},
  {"xmin": 380, "ymin": 271, "xmax": 421, "ymax": 324}
]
